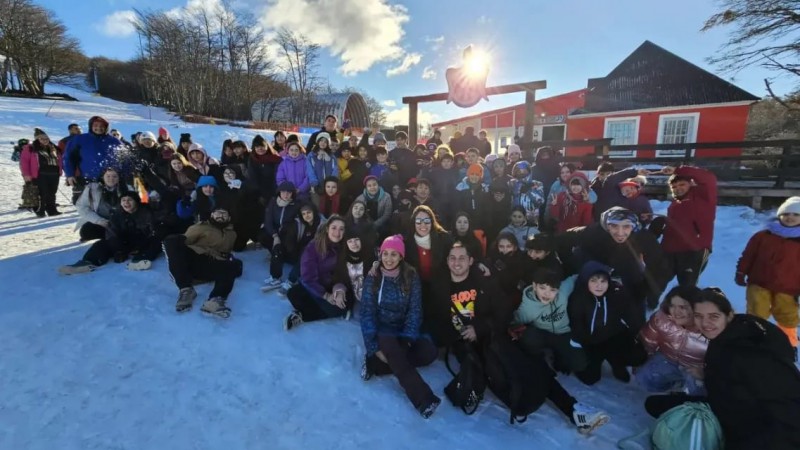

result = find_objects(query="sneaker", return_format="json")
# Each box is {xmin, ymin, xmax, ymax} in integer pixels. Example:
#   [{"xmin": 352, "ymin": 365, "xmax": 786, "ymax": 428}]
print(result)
[
  {"xmin": 126, "ymin": 260, "xmax": 152, "ymax": 271},
  {"xmin": 261, "ymin": 277, "xmax": 282, "ymax": 293},
  {"xmin": 47, "ymin": 210, "xmax": 62, "ymax": 217},
  {"xmin": 418, "ymin": 396, "xmax": 441, "ymax": 419},
  {"xmin": 58, "ymin": 260, "xmax": 96, "ymax": 275},
  {"xmin": 611, "ymin": 364, "xmax": 631, "ymax": 383},
  {"xmin": 283, "ymin": 310, "xmax": 303, "ymax": 331},
  {"xmin": 277, "ymin": 281, "xmax": 293, "ymax": 297},
  {"xmin": 572, "ymin": 403, "xmax": 610, "ymax": 435},
  {"xmin": 175, "ymin": 287, "xmax": 197, "ymax": 313},
  {"xmin": 201, "ymin": 297, "xmax": 231, "ymax": 318},
  {"xmin": 344, "ymin": 309, "xmax": 352, "ymax": 321},
  {"xmin": 360, "ymin": 357, "xmax": 373, "ymax": 381}
]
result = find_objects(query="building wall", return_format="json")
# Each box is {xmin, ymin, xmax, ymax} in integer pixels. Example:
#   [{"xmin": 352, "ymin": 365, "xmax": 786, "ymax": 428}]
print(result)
[{"xmin": 566, "ymin": 104, "xmax": 752, "ymax": 157}]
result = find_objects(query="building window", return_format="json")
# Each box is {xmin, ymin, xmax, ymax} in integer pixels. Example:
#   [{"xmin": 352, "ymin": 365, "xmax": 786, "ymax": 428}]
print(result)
[
  {"xmin": 604, "ymin": 117, "xmax": 639, "ymax": 158},
  {"xmin": 656, "ymin": 113, "xmax": 699, "ymax": 157}
]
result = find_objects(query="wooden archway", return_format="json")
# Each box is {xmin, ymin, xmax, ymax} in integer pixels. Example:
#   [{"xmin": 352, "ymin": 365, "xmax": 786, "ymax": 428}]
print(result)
[{"xmin": 401, "ymin": 80, "xmax": 547, "ymax": 148}]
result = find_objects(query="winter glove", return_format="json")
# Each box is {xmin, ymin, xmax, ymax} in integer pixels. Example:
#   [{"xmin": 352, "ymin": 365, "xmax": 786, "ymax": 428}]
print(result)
[{"xmin": 735, "ymin": 272, "xmax": 747, "ymax": 287}]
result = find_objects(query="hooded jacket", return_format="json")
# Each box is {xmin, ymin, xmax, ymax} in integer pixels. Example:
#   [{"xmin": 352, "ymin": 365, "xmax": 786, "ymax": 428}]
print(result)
[
  {"xmin": 704, "ymin": 314, "xmax": 800, "ymax": 450},
  {"xmin": 737, "ymin": 222, "xmax": 800, "ymax": 296},
  {"xmin": 567, "ymin": 261, "xmax": 638, "ymax": 346},
  {"xmin": 355, "ymin": 188, "xmax": 393, "ymax": 230},
  {"xmin": 63, "ymin": 116, "xmax": 124, "ymax": 180},
  {"xmin": 186, "ymin": 146, "xmax": 221, "ymax": 176},
  {"xmin": 514, "ymin": 274, "xmax": 577, "ymax": 335},
  {"xmin": 590, "ymin": 168, "xmax": 638, "ymax": 220},
  {"xmin": 500, "ymin": 221, "xmax": 539, "ymax": 248},
  {"xmin": 20, "ymin": 141, "xmax": 63, "ymax": 179},
  {"xmin": 276, "ymin": 153, "xmax": 311, "ymax": 195},
  {"xmin": 247, "ymin": 151, "xmax": 283, "ymax": 201},
  {"xmin": 306, "ymin": 150, "xmax": 339, "ymax": 188}
]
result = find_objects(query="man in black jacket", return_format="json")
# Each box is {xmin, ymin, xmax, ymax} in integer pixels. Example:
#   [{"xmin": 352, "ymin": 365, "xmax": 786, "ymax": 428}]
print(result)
[{"xmin": 306, "ymin": 115, "xmax": 339, "ymax": 149}]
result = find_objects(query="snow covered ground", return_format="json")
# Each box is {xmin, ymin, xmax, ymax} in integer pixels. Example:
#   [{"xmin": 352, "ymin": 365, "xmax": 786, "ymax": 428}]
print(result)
[{"xmin": 0, "ymin": 87, "xmax": 776, "ymax": 449}]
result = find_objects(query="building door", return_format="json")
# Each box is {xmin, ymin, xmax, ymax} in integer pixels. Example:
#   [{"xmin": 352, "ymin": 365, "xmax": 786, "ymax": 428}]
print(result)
[{"xmin": 542, "ymin": 125, "xmax": 566, "ymax": 141}]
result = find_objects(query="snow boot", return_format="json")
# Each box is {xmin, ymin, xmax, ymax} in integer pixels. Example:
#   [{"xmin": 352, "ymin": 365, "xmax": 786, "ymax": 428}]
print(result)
[
  {"xmin": 58, "ymin": 260, "xmax": 96, "ymax": 275},
  {"xmin": 200, "ymin": 297, "xmax": 231, "ymax": 318},
  {"xmin": 572, "ymin": 402, "xmax": 610, "ymax": 435},
  {"xmin": 126, "ymin": 259, "xmax": 152, "ymax": 271},
  {"xmin": 360, "ymin": 356, "xmax": 373, "ymax": 381},
  {"xmin": 418, "ymin": 395, "xmax": 441, "ymax": 419},
  {"xmin": 284, "ymin": 310, "xmax": 303, "ymax": 331},
  {"xmin": 175, "ymin": 287, "xmax": 197, "ymax": 313}
]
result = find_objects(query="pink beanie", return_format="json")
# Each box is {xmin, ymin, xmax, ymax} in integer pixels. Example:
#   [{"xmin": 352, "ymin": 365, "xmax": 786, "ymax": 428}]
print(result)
[{"xmin": 380, "ymin": 234, "xmax": 406, "ymax": 258}]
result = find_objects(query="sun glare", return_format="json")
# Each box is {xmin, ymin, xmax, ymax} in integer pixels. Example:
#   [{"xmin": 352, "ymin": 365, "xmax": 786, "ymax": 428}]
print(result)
[{"xmin": 465, "ymin": 49, "xmax": 490, "ymax": 77}]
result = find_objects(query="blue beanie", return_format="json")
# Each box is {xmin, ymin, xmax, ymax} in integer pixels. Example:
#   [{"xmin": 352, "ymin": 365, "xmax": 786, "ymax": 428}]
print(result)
[{"xmin": 197, "ymin": 175, "xmax": 218, "ymax": 189}]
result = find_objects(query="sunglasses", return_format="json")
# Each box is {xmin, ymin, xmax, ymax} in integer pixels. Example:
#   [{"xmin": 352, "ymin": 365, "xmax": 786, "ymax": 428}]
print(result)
[{"xmin": 415, "ymin": 218, "xmax": 432, "ymax": 225}]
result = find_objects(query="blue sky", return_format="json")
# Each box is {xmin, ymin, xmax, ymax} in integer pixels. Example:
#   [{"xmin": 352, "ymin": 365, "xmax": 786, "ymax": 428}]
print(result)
[{"xmin": 39, "ymin": 0, "xmax": 796, "ymax": 126}]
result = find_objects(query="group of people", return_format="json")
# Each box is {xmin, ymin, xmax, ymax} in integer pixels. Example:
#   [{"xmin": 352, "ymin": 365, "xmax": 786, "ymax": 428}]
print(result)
[{"xmin": 17, "ymin": 113, "xmax": 800, "ymax": 446}]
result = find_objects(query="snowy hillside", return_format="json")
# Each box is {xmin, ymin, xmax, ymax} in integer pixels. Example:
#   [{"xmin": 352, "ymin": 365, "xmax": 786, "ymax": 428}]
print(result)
[{"xmin": 0, "ymin": 88, "xmax": 774, "ymax": 449}]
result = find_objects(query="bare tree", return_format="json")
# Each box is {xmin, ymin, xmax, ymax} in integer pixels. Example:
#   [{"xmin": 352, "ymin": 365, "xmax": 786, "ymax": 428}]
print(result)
[
  {"xmin": 702, "ymin": 0, "xmax": 800, "ymax": 108},
  {"xmin": 273, "ymin": 28, "xmax": 322, "ymax": 123}
]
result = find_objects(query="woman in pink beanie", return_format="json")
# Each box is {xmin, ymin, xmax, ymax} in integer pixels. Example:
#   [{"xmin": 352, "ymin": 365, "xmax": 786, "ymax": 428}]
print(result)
[{"xmin": 359, "ymin": 234, "xmax": 441, "ymax": 419}]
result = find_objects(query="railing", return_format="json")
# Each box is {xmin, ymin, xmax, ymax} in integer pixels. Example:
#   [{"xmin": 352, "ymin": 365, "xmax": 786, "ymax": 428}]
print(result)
[{"xmin": 526, "ymin": 139, "xmax": 800, "ymax": 188}]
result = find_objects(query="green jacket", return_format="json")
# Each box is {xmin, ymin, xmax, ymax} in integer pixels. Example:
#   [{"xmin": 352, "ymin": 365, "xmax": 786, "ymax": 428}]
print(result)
[{"xmin": 513, "ymin": 274, "xmax": 577, "ymax": 335}]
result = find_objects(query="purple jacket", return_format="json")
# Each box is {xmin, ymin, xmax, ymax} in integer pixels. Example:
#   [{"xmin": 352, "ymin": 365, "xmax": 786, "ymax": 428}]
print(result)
[
  {"xmin": 300, "ymin": 242, "xmax": 340, "ymax": 298},
  {"xmin": 277, "ymin": 154, "xmax": 310, "ymax": 195}
]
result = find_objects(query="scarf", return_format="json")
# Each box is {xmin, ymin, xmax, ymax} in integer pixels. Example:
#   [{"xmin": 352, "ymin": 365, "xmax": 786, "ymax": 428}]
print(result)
[
  {"xmin": 767, "ymin": 220, "xmax": 800, "ymax": 239},
  {"xmin": 347, "ymin": 249, "xmax": 363, "ymax": 264},
  {"xmin": 414, "ymin": 233, "xmax": 431, "ymax": 249},
  {"xmin": 380, "ymin": 266, "xmax": 401, "ymax": 278},
  {"xmin": 34, "ymin": 141, "xmax": 58, "ymax": 167},
  {"xmin": 276, "ymin": 197, "xmax": 291, "ymax": 208},
  {"xmin": 561, "ymin": 191, "xmax": 584, "ymax": 220},
  {"xmin": 251, "ymin": 151, "xmax": 281, "ymax": 164},
  {"xmin": 363, "ymin": 187, "xmax": 385, "ymax": 202}
]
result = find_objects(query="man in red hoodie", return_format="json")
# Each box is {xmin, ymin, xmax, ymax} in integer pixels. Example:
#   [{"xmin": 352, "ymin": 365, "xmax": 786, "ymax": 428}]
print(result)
[{"xmin": 660, "ymin": 165, "xmax": 718, "ymax": 287}]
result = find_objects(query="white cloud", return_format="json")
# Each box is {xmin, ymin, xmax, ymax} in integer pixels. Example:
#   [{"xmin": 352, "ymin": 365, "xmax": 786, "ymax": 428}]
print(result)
[
  {"xmin": 95, "ymin": 10, "xmax": 138, "ymax": 38},
  {"xmin": 263, "ymin": 0, "xmax": 412, "ymax": 76},
  {"xmin": 382, "ymin": 100, "xmax": 397, "ymax": 107},
  {"xmin": 385, "ymin": 105, "xmax": 440, "ymax": 127},
  {"xmin": 425, "ymin": 35, "xmax": 445, "ymax": 51},
  {"xmin": 421, "ymin": 66, "xmax": 436, "ymax": 80},
  {"xmin": 166, "ymin": 0, "xmax": 226, "ymax": 19},
  {"xmin": 386, "ymin": 52, "xmax": 422, "ymax": 77},
  {"xmin": 477, "ymin": 15, "xmax": 493, "ymax": 25}
]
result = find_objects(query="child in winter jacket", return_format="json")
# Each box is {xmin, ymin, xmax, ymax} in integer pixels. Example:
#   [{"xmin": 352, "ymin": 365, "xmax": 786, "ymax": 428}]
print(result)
[
  {"xmin": 318, "ymin": 176, "xmax": 341, "ymax": 218},
  {"xmin": 262, "ymin": 202, "xmax": 324, "ymax": 292},
  {"xmin": 455, "ymin": 164, "xmax": 490, "ymax": 231},
  {"xmin": 637, "ymin": 285, "xmax": 708, "ymax": 395},
  {"xmin": 568, "ymin": 261, "xmax": 647, "ymax": 385},
  {"xmin": 736, "ymin": 196, "xmax": 800, "ymax": 348},
  {"xmin": 369, "ymin": 146, "xmax": 391, "ymax": 180},
  {"xmin": 509, "ymin": 160, "xmax": 545, "ymax": 225},
  {"xmin": 513, "ymin": 268, "xmax": 588, "ymax": 373},
  {"xmin": 617, "ymin": 175, "xmax": 653, "ymax": 223},
  {"xmin": 501, "ymin": 206, "xmax": 539, "ymax": 248},
  {"xmin": 359, "ymin": 235, "xmax": 440, "ymax": 418},
  {"xmin": 550, "ymin": 172, "xmax": 594, "ymax": 233},
  {"xmin": 186, "ymin": 143, "xmax": 221, "ymax": 177},
  {"xmin": 522, "ymin": 233, "xmax": 565, "ymax": 284},
  {"xmin": 276, "ymin": 142, "xmax": 311, "ymax": 199},
  {"xmin": 306, "ymin": 132, "xmax": 339, "ymax": 201}
]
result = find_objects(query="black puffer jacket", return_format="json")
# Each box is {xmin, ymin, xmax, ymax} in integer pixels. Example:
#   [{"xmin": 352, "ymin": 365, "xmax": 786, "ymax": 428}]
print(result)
[
  {"xmin": 705, "ymin": 314, "xmax": 800, "ymax": 450},
  {"xmin": 109, "ymin": 206, "xmax": 155, "ymax": 241}
]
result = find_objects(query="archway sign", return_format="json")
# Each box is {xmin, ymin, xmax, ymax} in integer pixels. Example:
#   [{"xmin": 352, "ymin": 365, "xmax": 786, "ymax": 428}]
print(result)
[{"xmin": 401, "ymin": 46, "xmax": 547, "ymax": 148}]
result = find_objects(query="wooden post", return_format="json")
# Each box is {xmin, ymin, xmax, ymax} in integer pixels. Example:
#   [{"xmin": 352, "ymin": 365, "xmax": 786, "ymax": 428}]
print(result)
[
  {"xmin": 775, "ymin": 145, "xmax": 789, "ymax": 188},
  {"xmin": 523, "ymin": 90, "xmax": 535, "ymax": 158},
  {"xmin": 408, "ymin": 102, "xmax": 418, "ymax": 145}
]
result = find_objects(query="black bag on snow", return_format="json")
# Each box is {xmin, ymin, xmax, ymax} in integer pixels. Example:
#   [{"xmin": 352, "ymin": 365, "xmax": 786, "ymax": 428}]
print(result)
[
  {"xmin": 444, "ymin": 344, "xmax": 486, "ymax": 414},
  {"xmin": 483, "ymin": 335, "xmax": 552, "ymax": 424}
]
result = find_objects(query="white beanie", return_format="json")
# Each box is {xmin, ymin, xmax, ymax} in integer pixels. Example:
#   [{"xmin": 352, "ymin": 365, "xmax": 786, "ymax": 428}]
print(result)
[
  {"xmin": 506, "ymin": 144, "xmax": 521, "ymax": 155},
  {"xmin": 316, "ymin": 132, "xmax": 331, "ymax": 144},
  {"xmin": 139, "ymin": 131, "xmax": 157, "ymax": 143},
  {"xmin": 777, "ymin": 196, "xmax": 800, "ymax": 216}
]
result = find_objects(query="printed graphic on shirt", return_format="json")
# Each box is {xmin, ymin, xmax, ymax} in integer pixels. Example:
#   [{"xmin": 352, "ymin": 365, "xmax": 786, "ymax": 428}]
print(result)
[{"xmin": 450, "ymin": 288, "xmax": 477, "ymax": 331}]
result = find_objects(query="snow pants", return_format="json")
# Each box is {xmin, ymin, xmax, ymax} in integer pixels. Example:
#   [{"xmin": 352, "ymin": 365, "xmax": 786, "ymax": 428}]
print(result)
[
  {"xmin": 665, "ymin": 249, "xmax": 710, "ymax": 287},
  {"xmin": 575, "ymin": 331, "xmax": 647, "ymax": 385},
  {"xmin": 35, "ymin": 173, "xmax": 59, "ymax": 215},
  {"xmin": 83, "ymin": 235, "xmax": 163, "ymax": 266},
  {"xmin": 374, "ymin": 335, "xmax": 438, "ymax": 411},
  {"xmin": 518, "ymin": 327, "xmax": 588, "ymax": 374},
  {"xmin": 163, "ymin": 234, "xmax": 240, "ymax": 299},
  {"xmin": 80, "ymin": 222, "xmax": 108, "ymax": 242},
  {"xmin": 747, "ymin": 284, "xmax": 799, "ymax": 347},
  {"xmin": 286, "ymin": 283, "xmax": 348, "ymax": 322}
]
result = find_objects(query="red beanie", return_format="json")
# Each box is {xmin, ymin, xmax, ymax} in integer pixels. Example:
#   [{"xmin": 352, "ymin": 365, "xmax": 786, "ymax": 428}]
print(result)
[{"xmin": 158, "ymin": 127, "xmax": 170, "ymax": 139}]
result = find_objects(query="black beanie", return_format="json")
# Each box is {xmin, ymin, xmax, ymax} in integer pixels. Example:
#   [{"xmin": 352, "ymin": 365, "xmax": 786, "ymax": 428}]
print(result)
[
  {"xmin": 252, "ymin": 134, "xmax": 267, "ymax": 148},
  {"xmin": 180, "ymin": 133, "xmax": 192, "ymax": 144}
]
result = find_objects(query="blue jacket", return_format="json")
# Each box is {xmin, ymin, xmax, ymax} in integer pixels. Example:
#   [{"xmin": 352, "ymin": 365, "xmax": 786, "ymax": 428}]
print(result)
[
  {"xmin": 306, "ymin": 150, "xmax": 338, "ymax": 188},
  {"xmin": 360, "ymin": 271, "xmax": 423, "ymax": 356},
  {"xmin": 63, "ymin": 118, "xmax": 123, "ymax": 180}
]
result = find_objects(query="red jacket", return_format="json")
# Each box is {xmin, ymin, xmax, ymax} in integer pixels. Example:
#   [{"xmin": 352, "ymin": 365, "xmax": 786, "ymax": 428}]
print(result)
[
  {"xmin": 662, "ymin": 166, "xmax": 717, "ymax": 253},
  {"xmin": 737, "ymin": 229, "xmax": 800, "ymax": 296},
  {"xmin": 551, "ymin": 191, "xmax": 593, "ymax": 233},
  {"xmin": 20, "ymin": 143, "xmax": 63, "ymax": 179}
]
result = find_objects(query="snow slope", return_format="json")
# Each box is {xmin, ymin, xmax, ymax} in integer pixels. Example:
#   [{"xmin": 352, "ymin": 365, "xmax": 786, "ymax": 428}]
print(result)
[{"xmin": 0, "ymin": 88, "xmax": 775, "ymax": 450}]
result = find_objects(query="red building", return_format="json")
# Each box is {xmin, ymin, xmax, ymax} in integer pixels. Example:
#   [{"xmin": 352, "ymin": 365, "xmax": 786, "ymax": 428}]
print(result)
[{"xmin": 432, "ymin": 41, "xmax": 759, "ymax": 158}]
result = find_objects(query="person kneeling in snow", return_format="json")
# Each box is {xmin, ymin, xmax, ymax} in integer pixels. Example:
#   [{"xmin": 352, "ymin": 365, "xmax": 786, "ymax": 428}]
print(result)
[
  {"xmin": 162, "ymin": 208, "xmax": 241, "ymax": 318},
  {"xmin": 359, "ymin": 235, "xmax": 441, "ymax": 419},
  {"xmin": 59, "ymin": 192, "xmax": 162, "ymax": 274}
]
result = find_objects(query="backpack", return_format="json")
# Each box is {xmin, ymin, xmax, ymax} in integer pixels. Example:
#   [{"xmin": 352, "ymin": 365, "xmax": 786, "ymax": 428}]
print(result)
[
  {"xmin": 443, "ymin": 344, "xmax": 485, "ymax": 415},
  {"xmin": 482, "ymin": 335, "xmax": 551, "ymax": 424},
  {"xmin": 617, "ymin": 402, "xmax": 724, "ymax": 450}
]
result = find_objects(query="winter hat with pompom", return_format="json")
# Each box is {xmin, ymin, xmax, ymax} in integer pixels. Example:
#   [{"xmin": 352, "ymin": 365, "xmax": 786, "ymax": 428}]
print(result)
[
  {"xmin": 34, "ymin": 128, "xmax": 48, "ymax": 138},
  {"xmin": 618, "ymin": 175, "xmax": 647, "ymax": 190},
  {"xmin": 777, "ymin": 196, "xmax": 800, "ymax": 216},
  {"xmin": 380, "ymin": 234, "xmax": 406, "ymax": 258}
]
